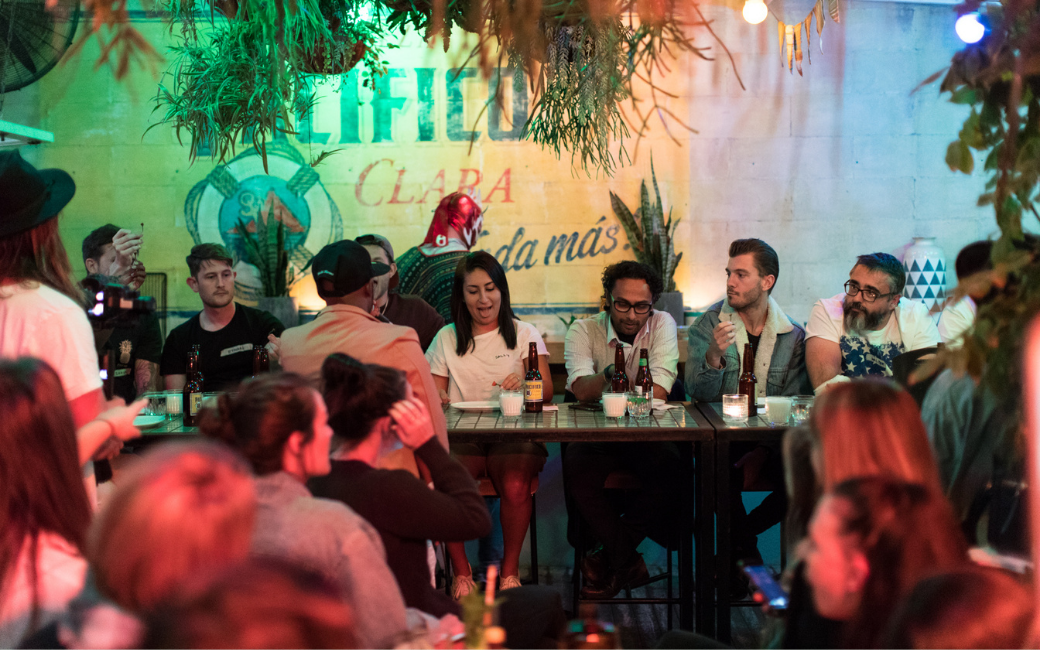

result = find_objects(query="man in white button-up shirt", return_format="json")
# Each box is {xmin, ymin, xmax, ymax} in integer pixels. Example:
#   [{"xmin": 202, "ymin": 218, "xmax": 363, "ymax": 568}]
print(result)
[{"xmin": 562, "ymin": 261, "xmax": 681, "ymax": 599}]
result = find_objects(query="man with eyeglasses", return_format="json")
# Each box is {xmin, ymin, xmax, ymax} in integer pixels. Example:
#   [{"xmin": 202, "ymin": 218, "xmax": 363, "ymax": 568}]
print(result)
[
  {"xmin": 806, "ymin": 252, "xmax": 940, "ymax": 393},
  {"xmin": 562, "ymin": 261, "xmax": 681, "ymax": 599}
]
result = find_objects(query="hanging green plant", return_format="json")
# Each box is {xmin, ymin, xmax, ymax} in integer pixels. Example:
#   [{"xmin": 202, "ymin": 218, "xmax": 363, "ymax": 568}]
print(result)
[{"xmin": 152, "ymin": 0, "xmax": 390, "ymax": 168}]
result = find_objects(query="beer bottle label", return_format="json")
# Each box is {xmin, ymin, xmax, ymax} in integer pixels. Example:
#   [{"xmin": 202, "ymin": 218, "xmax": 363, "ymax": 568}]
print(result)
[
  {"xmin": 634, "ymin": 385, "xmax": 644, "ymax": 396},
  {"xmin": 524, "ymin": 380, "xmax": 543, "ymax": 401},
  {"xmin": 189, "ymin": 392, "xmax": 203, "ymax": 416}
]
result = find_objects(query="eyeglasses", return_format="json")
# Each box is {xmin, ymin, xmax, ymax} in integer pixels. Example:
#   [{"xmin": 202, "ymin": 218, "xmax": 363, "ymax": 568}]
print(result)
[
  {"xmin": 610, "ymin": 296, "xmax": 653, "ymax": 315},
  {"xmin": 844, "ymin": 281, "xmax": 897, "ymax": 303}
]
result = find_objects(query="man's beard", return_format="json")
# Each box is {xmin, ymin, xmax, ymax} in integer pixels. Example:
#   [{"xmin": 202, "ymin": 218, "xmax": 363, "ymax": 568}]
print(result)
[{"xmin": 843, "ymin": 301, "xmax": 884, "ymax": 334}]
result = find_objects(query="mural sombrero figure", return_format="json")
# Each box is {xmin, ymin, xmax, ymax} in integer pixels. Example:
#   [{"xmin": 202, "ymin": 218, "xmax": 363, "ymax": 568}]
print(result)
[{"xmin": 396, "ymin": 192, "xmax": 486, "ymax": 323}]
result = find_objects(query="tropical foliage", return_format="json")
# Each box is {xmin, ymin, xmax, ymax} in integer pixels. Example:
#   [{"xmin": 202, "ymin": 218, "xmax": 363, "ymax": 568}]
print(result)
[
  {"xmin": 609, "ymin": 158, "xmax": 683, "ymax": 291},
  {"xmin": 927, "ymin": 0, "xmax": 1040, "ymax": 398},
  {"xmin": 235, "ymin": 204, "xmax": 301, "ymax": 297}
]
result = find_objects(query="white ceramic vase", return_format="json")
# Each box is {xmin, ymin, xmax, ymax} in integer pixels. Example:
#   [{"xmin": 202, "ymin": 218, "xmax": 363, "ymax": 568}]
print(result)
[{"xmin": 902, "ymin": 237, "xmax": 947, "ymax": 311}]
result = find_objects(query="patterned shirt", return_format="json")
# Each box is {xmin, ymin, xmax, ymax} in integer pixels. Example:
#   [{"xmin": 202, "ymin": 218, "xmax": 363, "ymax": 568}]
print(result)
[
  {"xmin": 395, "ymin": 244, "xmax": 469, "ymax": 323},
  {"xmin": 805, "ymin": 294, "xmax": 941, "ymax": 379}
]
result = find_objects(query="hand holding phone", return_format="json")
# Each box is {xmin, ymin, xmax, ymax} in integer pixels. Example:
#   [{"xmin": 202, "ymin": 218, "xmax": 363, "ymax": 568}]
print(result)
[
  {"xmin": 388, "ymin": 396, "xmax": 435, "ymax": 450},
  {"xmin": 742, "ymin": 564, "xmax": 789, "ymax": 610}
]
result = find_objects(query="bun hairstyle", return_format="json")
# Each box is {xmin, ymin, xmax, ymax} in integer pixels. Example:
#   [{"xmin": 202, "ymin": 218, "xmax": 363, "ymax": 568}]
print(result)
[
  {"xmin": 321, "ymin": 353, "xmax": 407, "ymax": 448},
  {"xmin": 199, "ymin": 373, "xmax": 316, "ymax": 475}
]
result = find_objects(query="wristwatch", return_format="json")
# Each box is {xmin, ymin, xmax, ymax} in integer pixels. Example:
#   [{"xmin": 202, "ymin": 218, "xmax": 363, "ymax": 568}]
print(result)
[{"xmin": 602, "ymin": 364, "xmax": 615, "ymax": 381}]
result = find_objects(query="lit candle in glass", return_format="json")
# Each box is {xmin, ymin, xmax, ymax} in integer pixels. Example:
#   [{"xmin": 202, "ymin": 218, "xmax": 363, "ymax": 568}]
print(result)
[{"xmin": 722, "ymin": 394, "xmax": 749, "ymax": 422}]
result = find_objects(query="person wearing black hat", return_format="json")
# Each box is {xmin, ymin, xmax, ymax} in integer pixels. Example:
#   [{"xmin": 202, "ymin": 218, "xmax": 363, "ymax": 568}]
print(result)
[
  {"xmin": 0, "ymin": 151, "xmax": 143, "ymax": 503},
  {"xmin": 160, "ymin": 242, "xmax": 285, "ymax": 392},
  {"xmin": 280, "ymin": 240, "xmax": 448, "ymax": 456}
]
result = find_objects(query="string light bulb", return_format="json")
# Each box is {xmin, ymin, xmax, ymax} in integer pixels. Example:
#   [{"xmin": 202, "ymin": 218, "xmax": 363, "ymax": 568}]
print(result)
[
  {"xmin": 955, "ymin": 12, "xmax": 985, "ymax": 43},
  {"xmin": 743, "ymin": 0, "xmax": 768, "ymax": 25}
]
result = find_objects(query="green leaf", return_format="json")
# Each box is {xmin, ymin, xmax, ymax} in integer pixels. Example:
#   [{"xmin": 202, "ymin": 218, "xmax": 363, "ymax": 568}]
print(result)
[
  {"xmin": 950, "ymin": 87, "xmax": 977, "ymax": 105},
  {"xmin": 946, "ymin": 140, "xmax": 975, "ymax": 174}
]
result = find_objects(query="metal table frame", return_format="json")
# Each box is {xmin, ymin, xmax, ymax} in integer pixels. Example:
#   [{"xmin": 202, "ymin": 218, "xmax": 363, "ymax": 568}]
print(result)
[
  {"xmin": 695, "ymin": 402, "xmax": 788, "ymax": 643},
  {"xmin": 446, "ymin": 403, "xmax": 716, "ymax": 633}
]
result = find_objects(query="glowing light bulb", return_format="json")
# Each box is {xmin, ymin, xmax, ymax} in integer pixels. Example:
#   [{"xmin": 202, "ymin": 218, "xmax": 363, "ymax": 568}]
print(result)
[
  {"xmin": 743, "ymin": 0, "xmax": 768, "ymax": 24},
  {"xmin": 955, "ymin": 13, "xmax": 985, "ymax": 43}
]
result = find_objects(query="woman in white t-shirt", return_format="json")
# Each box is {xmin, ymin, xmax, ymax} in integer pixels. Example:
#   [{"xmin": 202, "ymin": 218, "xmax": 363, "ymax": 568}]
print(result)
[{"xmin": 426, "ymin": 251, "xmax": 553, "ymax": 597}]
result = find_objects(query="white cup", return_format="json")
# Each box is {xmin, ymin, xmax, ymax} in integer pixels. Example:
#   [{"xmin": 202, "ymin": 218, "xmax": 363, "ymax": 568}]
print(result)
[
  {"xmin": 165, "ymin": 392, "xmax": 182, "ymax": 416},
  {"xmin": 764, "ymin": 396, "xmax": 792, "ymax": 426},
  {"xmin": 602, "ymin": 392, "xmax": 628, "ymax": 418},
  {"xmin": 499, "ymin": 390, "xmax": 523, "ymax": 417}
]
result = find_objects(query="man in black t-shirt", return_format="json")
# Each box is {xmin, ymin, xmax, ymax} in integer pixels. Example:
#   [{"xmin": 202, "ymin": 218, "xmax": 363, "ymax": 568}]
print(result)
[
  {"xmin": 160, "ymin": 243, "xmax": 284, "ymax": 392},
  {"xmin": 83, "ymin": 225, "xmax": 162, "ymax": 402}
]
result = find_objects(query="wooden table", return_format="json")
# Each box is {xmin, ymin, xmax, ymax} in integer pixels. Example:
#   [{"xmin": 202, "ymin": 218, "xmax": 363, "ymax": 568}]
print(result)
[
  {"xmin": 446, "ymin": 403, "xmax": 715, "ymax": 634},
  {"xmin": 696, "ymin": 402, "xmax": 789, "ymax": 643}
]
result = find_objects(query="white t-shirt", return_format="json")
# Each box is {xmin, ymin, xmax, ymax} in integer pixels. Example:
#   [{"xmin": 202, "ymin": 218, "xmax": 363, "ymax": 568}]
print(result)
[
  {"xmin": 937, "ymin": 296, "xmax": 977, "ymax": 349},
  {"xmin": 426, "ymin": 320, "xmax": 548, "ymax": 403},
  {"xmin": 805, "ymin": 294, "xmax": 941, "ymax": 378},
  {"xmin": 0, "ymin": 282, "xmax": 102, "ymax": 401}
]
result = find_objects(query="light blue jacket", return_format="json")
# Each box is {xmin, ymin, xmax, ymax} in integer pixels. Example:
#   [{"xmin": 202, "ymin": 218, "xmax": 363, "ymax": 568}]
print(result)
[{"xmin": 686, "ymin": 296, "xmax": 811, "ymax": 401}]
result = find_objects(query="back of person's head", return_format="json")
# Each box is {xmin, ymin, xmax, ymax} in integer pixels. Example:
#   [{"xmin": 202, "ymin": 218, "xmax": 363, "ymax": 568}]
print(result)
[
  {"xmin": 87, "ymin": 441, "xmax": 256, "ymax": 612},
  {"xmin": 321, "ymin": 354, "xmax": 407, "ymax": 449},
  {"xmin": 0, "ymin": 357, "xmax": 90, "ymax": 602},
  {"xmin": 143, "ymin": 558, "xmax": 358, "ymax": 649},
  {"xmin": 955, "ymin": 240, "xmax": 994, "ymax": 281},
  {"xmin": 728, "ymin": 238, "xmax": 779, "ymax": 293},
  {"xmin": 199, "ymin": 373, "xmax": 316, "ymax": 475},
  {"xmin": 81, "ymin": 224, "xmax": 120, "ymax": 264},
  {"xmin": 185, "ymin": 243, "xmax": 233, "ymax": 278},
  {"xmin": 450, "ymin": 251, "xmax": 517, "ymax": 354},
  {"xmin": 0, "ymin": 215, "xmax": 81, "ymax": 302},
  {"xmin": 854, "ymin": 252, "xmax": 906, "ymax": 295},
  {"xmin": 831, "ymin": 477, "xmax": 969, "ymax": 648},
  {"xmin": 810, "ymin": 380, "xmax": 941, "ymax": 493},
  {"xmin": 883, "ymin": 566, "xmax": 1032, "ymax": 649},
  {"xmin": 601, "ymin": 260, "xmax": 664, "ymax": 303}
]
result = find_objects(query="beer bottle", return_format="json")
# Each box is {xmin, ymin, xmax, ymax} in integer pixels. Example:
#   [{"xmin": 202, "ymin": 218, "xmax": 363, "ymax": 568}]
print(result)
[
  {"xmin": 634, "ymin": 348, "xmax": 653, "ymax": 397},
  {"xmin": 182, "ymin": 347, "xmax": 205, "ymax": 426},
  {"xmin": 252, "ymin": 344, "xmax": 269, "ymax": 377},
  {"xmin": 611, "ymin": 345, "xmax": 629, "ymax": 392},
  {"xmin": 738, "ymin": 342, "xmax": 758, "ymax": 417},
  {"xmin": 524, "ymin": 342, "xmax": 544, "ymax": 413}
]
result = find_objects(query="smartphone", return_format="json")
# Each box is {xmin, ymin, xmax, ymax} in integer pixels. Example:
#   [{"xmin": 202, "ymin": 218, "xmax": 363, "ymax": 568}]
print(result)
[{"xmin": 742, "ymin": 564, "xmax": 789, "ymax": 610}]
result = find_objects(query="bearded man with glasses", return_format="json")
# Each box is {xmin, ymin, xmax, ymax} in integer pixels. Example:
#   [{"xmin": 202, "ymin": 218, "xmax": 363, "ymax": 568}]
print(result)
[
  {"xmin": 561, "ymin": 261, "xmax": 681, "ymax": 599},
  {"xmin": 806, "ymin": 252, "xmax": 940, "ymax": 393}
]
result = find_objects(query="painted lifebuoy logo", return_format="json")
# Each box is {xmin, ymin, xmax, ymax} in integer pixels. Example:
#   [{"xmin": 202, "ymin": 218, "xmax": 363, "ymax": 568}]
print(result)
[{"xmin": 184, "ymin": 143, "xmax": 343, "ymax": 300}]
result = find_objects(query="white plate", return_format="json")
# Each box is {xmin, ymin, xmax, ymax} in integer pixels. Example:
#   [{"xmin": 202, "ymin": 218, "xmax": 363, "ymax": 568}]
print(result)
[
  {"xmin": 133, "ymin": 415, "xmax": 166, "ymax": 429},
  {"xmin": 451, "ymin": 401, "xmax": 500, "ymax": 412}
]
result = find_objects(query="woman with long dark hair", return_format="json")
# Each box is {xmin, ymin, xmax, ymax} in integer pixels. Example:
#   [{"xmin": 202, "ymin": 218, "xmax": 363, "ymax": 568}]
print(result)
[
  {"xmin": 425, "ymin": 251, "xmax": 553, "ymax": 597},
  {"xmin": 199, "ymin": 373, "xmax": 412, "ymax": 648},
  {"xmin": 0, "ymin": 358, "xmax": 91, "ymax": 646}
]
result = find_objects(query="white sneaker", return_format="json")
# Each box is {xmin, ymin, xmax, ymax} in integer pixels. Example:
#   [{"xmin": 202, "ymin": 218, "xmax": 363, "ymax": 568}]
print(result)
[
  {"xmin": 452, "ymin": 574, "xmax": 477, "ymax": 600},
  {"xmin": 500, "ymin": 575, "xmax": 522, "ymax": 590}
]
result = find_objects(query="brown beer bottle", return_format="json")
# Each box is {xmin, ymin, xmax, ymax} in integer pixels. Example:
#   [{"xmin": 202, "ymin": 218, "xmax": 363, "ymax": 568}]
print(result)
[
  {"xmin": 611, "ymin": 345, "xmax": 629, "ymax": 392},
  {"xmin": 634, "ymin": 348, "xmax": 653, "ymax": 397},
  {"xmin": 182, "ymin": 347, "xmax": 205, "ymax": 426},
  {"xmin": 738, "ymin": 342, "xmax": 758, "ymax": 417},
  {"xmin": 252, "ymin": 344, "xmax": 270, "ymax": 377},
  {"xmin": 524, "ymin": 342, "xmax": 544, "ymax": 413}
]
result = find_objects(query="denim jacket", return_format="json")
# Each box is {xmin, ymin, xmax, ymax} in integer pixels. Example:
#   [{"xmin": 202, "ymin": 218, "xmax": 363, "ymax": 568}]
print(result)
[{"xmin": 685, "ymin": 296, "xmax": 811, "ymax": 401}]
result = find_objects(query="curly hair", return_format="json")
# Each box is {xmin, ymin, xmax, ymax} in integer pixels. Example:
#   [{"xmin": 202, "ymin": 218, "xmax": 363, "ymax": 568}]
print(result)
[{"xmin": 600, "ymin": 261, "xmax": 664, "ymax": 303}]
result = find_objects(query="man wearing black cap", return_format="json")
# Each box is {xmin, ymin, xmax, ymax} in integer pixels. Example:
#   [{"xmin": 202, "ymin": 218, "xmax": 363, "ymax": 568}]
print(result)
[{"xmin": 279, "ymin": 240, "xmax": 448, "ymax": 451}]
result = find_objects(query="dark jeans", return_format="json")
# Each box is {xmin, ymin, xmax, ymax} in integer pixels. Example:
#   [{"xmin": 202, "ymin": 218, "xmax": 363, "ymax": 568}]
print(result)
[
  {"xmin": 563, "ymin": 441, "xmax": 682, "ymax": 571},
  {"xmin": 730, "ymin": 443, "xmax": 787, "ymax": 562}
]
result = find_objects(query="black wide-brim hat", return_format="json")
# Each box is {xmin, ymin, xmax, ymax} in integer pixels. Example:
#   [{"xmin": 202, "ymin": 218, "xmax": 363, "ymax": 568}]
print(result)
[{"xmin": 0, "ymin": 149, "xmax": 75, "ymax": 238}]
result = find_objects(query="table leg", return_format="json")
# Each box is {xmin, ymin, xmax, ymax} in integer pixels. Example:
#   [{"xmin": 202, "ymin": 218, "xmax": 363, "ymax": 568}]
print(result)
[
  {"xmin": 695, "ymin": 439, "xmax": 716, "ymax": 637},
  {"xmin": 716, "ymin": 438, "xmax": 732, "ymax": 643},
  {"xmin": 678, "ymin": 442, "xmax": 694, "ymax": 630}
]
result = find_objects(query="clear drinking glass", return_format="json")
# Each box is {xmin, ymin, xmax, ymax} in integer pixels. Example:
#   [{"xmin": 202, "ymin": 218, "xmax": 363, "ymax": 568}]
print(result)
[
  {"xmin": 626, "ymin": 391, "xmax": 652, "ymax": 419},
  {"xmin": 790, "ymin": 396, "xmax": 814, "ymax": 425},
  {"xmin": 763, "ymin": 396, "xmax": 792, "ymax": 427},
  {"xmin": 601, "ymin": 390, "xmax": 628, "ymax": 418},
  {"xmin": 722, "ymin": 394, "xmax": 749, "ymax": 422},
  {"xmin": 164, "ymin": 391, "xmax": 183, "ymax": 419},
  {"xmin": 140, "ymin": 392, "xmax": 166, "ymax": 419}
]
